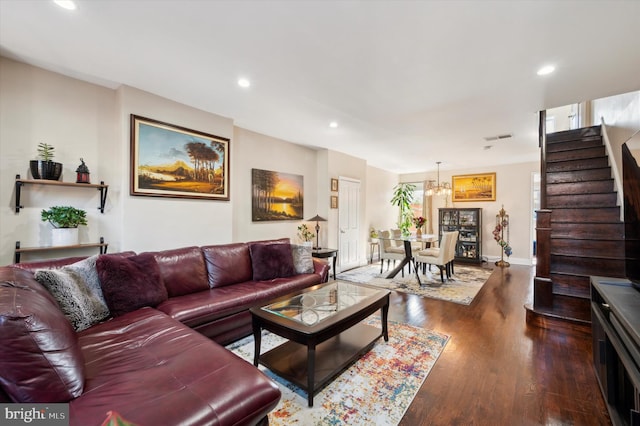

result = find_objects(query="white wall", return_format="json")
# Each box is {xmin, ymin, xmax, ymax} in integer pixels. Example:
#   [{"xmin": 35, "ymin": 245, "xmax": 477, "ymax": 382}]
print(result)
[
  {"xmin": 402, "ymin": 161, "xmax": 539, "ymax": 266},
  {"xmin": 115, "ymin": 86, "xmax": 235, "ymax": 253},
  {"xmin": 365, "ymin": 165, "xmax": 399, "ymax": 259},
  {"xmin": 0, "ymin": 57, "xmax": 119, "ymax": 264},
  {"xmin": 0, "ymin": 57, "xmax": 327, "ymax": 264},
  {"xmin": 232, "ymin": 127, "xmax": 318, "ymax": 243}
]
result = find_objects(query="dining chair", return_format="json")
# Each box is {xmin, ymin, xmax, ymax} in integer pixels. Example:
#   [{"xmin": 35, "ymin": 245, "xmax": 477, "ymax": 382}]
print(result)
[
  {"xmin": 378, "ymin": 230, "xmax": 407, "ymax": 276},
  {"xmin": 414, "ymin": 231, "xmax": 458, "ymax": 283}
]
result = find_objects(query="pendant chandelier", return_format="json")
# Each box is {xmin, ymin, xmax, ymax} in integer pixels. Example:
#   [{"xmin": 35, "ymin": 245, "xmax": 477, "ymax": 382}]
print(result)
[{"xmin": 425, "ymin": 161, "xmax": 451, "ymax": 196}]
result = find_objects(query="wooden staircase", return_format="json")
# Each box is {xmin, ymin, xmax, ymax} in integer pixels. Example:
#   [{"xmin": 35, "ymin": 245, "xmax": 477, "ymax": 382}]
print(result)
[{"xmin": 526, "ymin": 125, "xmax": 626, "ymax": 334}]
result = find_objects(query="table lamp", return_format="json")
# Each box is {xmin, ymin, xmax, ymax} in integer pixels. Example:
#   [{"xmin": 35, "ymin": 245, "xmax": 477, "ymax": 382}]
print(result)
[{"xmin": 307, "ymin": 215, "xmax": 327, "ymax": 249}]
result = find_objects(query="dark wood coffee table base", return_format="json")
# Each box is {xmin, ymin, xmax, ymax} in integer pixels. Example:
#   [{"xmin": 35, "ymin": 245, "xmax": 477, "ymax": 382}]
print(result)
[
  {"xmin": 258, "ymin": 324, "xmax": 383, "ymax": 406},
  {"xmin": 252, "ymin": 288, "xmax": 389, "ymax": 407}
]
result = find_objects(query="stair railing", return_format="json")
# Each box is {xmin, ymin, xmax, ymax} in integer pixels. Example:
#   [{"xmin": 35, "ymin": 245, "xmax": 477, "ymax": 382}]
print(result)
[
  {"xmin": 539, "ymin": 110, "xmax": 547, "ymax": 209},
  {"xmin": 600, "ymin": 121, "xmax": 625, "ymax": 221}
]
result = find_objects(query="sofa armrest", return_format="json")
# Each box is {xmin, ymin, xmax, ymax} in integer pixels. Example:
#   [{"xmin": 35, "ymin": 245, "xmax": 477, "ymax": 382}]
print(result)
[{"xmin": 313, "ymin": 258, "xmax": 330, "ymax": 282}]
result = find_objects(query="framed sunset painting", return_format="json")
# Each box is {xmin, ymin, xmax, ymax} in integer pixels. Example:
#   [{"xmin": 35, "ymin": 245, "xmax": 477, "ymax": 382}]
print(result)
[
  {"xmin": 251, "ymin": 168, "xmax": 304, "ymax": 221},
  {"xmin": 130, "ymin": 115, "xmax": 230, "ymax": 200},
  {"xmin": 452, "ymin": 172, "xmax": 496, "ymax": 202}
]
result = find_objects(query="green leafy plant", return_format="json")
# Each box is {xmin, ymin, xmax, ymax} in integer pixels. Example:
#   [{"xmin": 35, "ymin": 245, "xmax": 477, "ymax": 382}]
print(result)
[
  {"xmin": 41, "ymin": 206, "xmax": 87, "ymax": 228},
  {"xmin": 37, "ymin": 143, "xmax": 55, "ymax": 162},
  {"xmin": 390, "ymin": 182, "xmax": 416, "ymax": 237},
  {"xmin": 297, "ymin": 223, "xmax": 314, "ymax": 242}
]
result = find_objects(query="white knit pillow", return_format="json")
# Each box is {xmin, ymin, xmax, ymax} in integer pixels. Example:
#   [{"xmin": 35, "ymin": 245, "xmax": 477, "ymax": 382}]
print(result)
[
  {"xmin": 291, "ymin": 244, "xmax": 314, "ymax": 274},
  {"xmin": 35, "ymin": 255, "xmax": 110, "ymax": 331}
]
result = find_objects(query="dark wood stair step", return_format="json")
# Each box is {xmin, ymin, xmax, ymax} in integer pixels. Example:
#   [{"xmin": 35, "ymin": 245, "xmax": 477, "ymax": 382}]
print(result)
[
  {"xmin": 550, "ymin": 207, "xmax": 621, "ymax": 223},
  {"xmin": 550, "ymin": 254, "xmax": 625, "ymax": 277},
  {"xmin": 547, "ymin": 168, "xmax": 612, "ymax": 184},
  {"xmin": 546, "ymin": 146, "xmax": 605, "ymax": 162},
  {"xmin": 546, "ymin": 157, "xmax": 609, "ymax": 172},
  {"xmin": 550, "ymin": 222, "xmax": 624, "ymax": 239},
  {"xmin": 546, "ymin": 125, "xmax": 601, "ymax": 143},
  {"xmin": 546, "ymin": 136, "xmax": 603, "ymax": 152},
  {"xmin": 546, "ymin": 179, "xmax": 614, "ymax": 195},
  {"xmin": 550, "ymin": 238, "xmax": 625, "ymax": 257},
  {"xmin": 546, "ymin": 192, "xmax": 618, "ymax": 208},
  {"xmin": 550, "ymin": 272, "xmax": 591, "ymax": 298},
  {"xmin": 525, "ymin": 304, "xmax": 591, "ymax": 336}
]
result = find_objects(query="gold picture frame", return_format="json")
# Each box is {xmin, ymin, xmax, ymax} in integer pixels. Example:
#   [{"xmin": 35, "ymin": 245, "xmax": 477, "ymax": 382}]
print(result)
[
  {"xmin": 130, "ymin": 115, "xmax": 230, "ymax": 200},
  {"xmin": 331, "ymin": 178, "xmax": 338, "ymax": 192},
  {"xmin": 330, "ymin": 195, "xmax": 338, "ymax": 209},
  {"xmin": 452, "ymin": 172, "xmax": 496, "ymax": 202}
]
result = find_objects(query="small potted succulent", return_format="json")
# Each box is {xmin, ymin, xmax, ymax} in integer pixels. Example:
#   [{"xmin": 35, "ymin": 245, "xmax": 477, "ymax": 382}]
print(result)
[
  {"xmin": 41, "ymin": 206, "xmax": 87, "ymax": 246},
  {"xmin": 30, "ymin": 143, "xmax": 63, "ymax": 180}
]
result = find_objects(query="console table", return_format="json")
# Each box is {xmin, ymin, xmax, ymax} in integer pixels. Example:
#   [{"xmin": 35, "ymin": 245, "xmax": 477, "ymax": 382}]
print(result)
[
  {"xmin": 591, "ymin": 276, "xmax": 640, "ymax": 425},
  {"xmin": 311, "ymin": 248, "xmax": 337, "ymax": 281}
]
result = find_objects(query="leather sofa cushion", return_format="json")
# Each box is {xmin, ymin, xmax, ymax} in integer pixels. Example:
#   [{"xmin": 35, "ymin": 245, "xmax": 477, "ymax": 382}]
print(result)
[
  {"xmin": 157, "ymin": 273, "xmax": 321, "ymax": 329},
  {"xmin": 202, "ymin": 242, "xmax": 253, "ymax": 288},
  {"xmin": 71, "ymin": 307, "xmax": 280, "ymax": 426},
  {"xmin": 150, "ymin": 246, "xmax": 209, "ymax": 297},
  {"xmin": 0, "ymin": 267, "xmax": 85, "ymax": 402}
]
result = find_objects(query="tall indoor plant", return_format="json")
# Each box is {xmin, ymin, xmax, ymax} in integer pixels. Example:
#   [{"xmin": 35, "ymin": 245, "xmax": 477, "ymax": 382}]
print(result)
[
  {"xmin": 390, "ymin": 182, "xmax": 416, "ymax": 237},
  {"xmin": 41, "ymin": 206, "xmax": 87, "ymax": 246}
]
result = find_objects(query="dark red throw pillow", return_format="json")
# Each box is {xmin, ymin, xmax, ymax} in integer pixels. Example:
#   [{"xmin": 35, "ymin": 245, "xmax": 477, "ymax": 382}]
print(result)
[
  {"xmin": 249, "ymin": 242, "xmax": 295, "ymax": 281},
  {"xmin": 96, "ymin": 253, "xmax": 168, "ymax": 317}
]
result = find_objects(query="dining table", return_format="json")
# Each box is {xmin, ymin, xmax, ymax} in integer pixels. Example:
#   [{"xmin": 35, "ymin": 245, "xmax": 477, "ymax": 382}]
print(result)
[{"xmin": 376, "ymin": 233, "xmax": 437, "ymax": 286}]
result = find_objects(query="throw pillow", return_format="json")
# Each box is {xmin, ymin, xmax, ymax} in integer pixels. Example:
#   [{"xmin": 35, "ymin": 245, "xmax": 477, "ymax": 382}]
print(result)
[
  {"xmin": 291, "ymin": 244, "xmax": 314, "ymax": 274},
  {"xmin": 34, "ymin": 255, "xmax": 110, "ymax": 331},
  {"xmin": 96, "ymin": 253, "xmax": 168, "ymax": 317},
  {"xmin": 249, "ymin": 242, "xmax": 295, "ymax": 281}
]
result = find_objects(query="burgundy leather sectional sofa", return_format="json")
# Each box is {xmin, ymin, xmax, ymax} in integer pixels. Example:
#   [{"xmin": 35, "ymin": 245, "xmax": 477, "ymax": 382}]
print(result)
[{"xmin": 0, "ymin": 238, "xmax": 329, "ymax": 426}]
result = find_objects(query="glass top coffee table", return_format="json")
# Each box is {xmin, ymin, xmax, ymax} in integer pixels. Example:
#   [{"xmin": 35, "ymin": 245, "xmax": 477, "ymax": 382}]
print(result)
[{"xmin": 250, "ymin": 281, "xmax": 390, "ymax": 407}]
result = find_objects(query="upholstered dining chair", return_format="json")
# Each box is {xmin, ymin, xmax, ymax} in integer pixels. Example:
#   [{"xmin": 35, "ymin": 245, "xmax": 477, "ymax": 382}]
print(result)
[
  {"xmin": 378, "ymin": 230, "xmax": 407, "ymax": 276},
  {"xmin": 414, "ymin": 231, "xmax": 458, "ymax": 283}
]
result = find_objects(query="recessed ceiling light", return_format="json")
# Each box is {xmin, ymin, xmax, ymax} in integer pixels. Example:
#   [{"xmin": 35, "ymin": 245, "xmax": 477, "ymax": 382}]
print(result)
[
  {"xmin": 537, "ymin": 65, "xmax": 555, "ymax": 76},
  {"xmin": 53, "ymin": 0, "xmax": 77, "ymax": 10},
  {"xmin": 237, "ymin": 78, "xmax": 250, "ymax": 88},
  {"xmin": 329, "ymin": 121, "xmax": 338, "ymax": 128}
]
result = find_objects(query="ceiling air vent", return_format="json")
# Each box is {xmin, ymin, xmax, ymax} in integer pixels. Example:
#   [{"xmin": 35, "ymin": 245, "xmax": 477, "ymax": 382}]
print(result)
[{"xmin": 483, "ymin": 133, "xmax": 513, "ymax": 142}]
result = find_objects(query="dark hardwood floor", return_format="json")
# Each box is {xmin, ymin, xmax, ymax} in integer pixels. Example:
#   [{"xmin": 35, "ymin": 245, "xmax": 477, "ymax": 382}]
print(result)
[{"xmin": 386, "ymin": 264, "xmax": 611, "ymax": 426}]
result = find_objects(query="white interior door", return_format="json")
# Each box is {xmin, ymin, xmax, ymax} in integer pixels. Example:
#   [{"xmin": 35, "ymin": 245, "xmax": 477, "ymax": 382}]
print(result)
[{"xmin": 338, "ymin": 177, "xmax": 360, "ymax": 272}]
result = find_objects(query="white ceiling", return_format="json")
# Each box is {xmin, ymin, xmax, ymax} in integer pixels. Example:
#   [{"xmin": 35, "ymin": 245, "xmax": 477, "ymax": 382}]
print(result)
[{"xmin": 1, "ymin": 0, "xmax": 639, "ymax": 174}]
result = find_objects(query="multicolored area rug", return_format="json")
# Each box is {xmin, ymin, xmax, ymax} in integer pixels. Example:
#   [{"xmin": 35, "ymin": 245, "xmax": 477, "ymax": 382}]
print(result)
[
  {"xmin": 227, "ymin": 318, "xmax": 449, "ymax": 426},
  {"xmin": 336, "ymin": 263, "xmax": 493, "ymax": 305}
]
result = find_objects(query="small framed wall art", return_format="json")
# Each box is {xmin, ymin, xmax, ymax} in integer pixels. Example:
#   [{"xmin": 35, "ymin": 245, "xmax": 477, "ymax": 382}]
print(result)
[
  {"xmin": 331, "ymin": 178, "xmax": 339, "ymax": 192},
  {"xmin": 452, "ymin": 172, "xmax": 496, "ymax": 202},
  {"xmin": 330, "ymin": 195, "xmax": 338, "ymax": 209}
]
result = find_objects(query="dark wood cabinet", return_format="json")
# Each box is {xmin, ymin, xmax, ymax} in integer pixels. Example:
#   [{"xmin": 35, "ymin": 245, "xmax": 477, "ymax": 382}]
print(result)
[
  {"xmin": 591, "ymin": 276, "xmax": 640, "ymax": 426},
  {"xmin": 438, "ymin": 208, "xmax": 482, "ymax": 263}
]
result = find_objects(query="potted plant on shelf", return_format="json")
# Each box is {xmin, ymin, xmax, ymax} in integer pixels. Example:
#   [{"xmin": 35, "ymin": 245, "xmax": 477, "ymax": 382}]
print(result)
[
  {"xmin": 30, "ymin": 143, "xmax": 63, "ymax": 180},
  {"xmin": 390, "ymin": 182, "xmax": 416, "ymax": 237},
  {"xmin": 41, "ymin": 206, "xmax": 87, "ymax": 246},
  {"xmin": 297, "ymin": 223, "xmax": 314, "ymax": 246}
]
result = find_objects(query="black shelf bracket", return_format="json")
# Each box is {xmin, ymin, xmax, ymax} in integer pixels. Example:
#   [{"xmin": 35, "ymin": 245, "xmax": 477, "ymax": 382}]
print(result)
[
  {"xmin": 14, "ymin": 241, "xmax": 20, "ymax": 264},
  {"xmin": 98, "ymin": 181, "xmax": 108, "ymax": 213},
  {"xmin": 15, "ymin": 174, "xmax": 23, "ymax": 213}
]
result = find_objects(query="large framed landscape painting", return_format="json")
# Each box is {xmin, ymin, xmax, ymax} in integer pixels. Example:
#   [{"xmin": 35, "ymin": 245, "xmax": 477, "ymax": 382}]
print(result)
[
  {"xmin": 452, "ymin": 172, "xmax": 496, "ymax": 202},
  {"xmin": 252, "ymin": 168, "xmax": 304, "ymax": 221},
  {"xmin": 130, "ymin": 115, "xmax": 230, "ymax": 200}
]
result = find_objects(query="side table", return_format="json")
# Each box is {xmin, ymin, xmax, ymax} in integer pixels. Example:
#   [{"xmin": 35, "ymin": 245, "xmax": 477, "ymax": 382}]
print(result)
[{"xmin": 311, "ymin": 248, "xmax": 338, "ymax": 280}]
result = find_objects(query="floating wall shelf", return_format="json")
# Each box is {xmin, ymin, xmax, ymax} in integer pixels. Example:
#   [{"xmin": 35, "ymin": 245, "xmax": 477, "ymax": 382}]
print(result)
[{"xmin": 15, "ymin": 174, "xmax": 108, "ymax": 213}]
